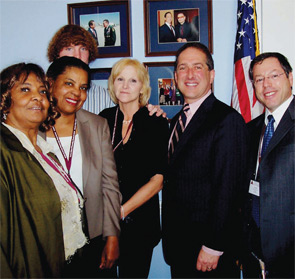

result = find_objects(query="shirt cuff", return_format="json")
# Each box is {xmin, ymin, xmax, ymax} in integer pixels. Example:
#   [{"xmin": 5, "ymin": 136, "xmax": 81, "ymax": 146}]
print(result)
[{"xmin": 202, "ymin": 245, "xmax": 224, "ymax": 256}]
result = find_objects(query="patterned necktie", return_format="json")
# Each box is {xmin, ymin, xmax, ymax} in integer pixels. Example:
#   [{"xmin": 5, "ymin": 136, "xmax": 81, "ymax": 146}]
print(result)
[
  {"xmin": 170, "ymin": 25, "xmax": 175, "ymax": 36},
  {"xmin": 169, "ymin": 104, "xmax": 190, "ymax": 157},
  {"xmin": 261, "ymin": 115, "xmax": 275, "ymax": 157},
  {"xmin": 252, "ymin": 114, "xmax": 275, "ymax": 227}
]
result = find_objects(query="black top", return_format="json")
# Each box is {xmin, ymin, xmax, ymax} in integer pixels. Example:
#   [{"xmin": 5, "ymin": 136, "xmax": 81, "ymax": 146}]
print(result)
[{"xmin": 100, "ymin": 106, "xmax": 169, "ymax": 245}]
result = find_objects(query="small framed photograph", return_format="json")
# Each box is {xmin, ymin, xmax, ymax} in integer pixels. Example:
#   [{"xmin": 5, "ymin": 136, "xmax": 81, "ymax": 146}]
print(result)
[
  {"xmin": 144, "ymin": 62, "xmax": 183, "ymax": 120},
  {"xmin": 144, "ymin": 0, "xmax": 212, "ymax": 57},
  {"xmin": 68, "ymin": 0, "xmax": 131, "ymax": 58}
]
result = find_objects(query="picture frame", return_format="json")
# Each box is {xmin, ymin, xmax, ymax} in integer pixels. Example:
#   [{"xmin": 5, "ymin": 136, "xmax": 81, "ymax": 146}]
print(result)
[
  {"xmin": 144, "ymin": 62, "xmax": 183, "ymax": 120},
  {"xmin": 144, "ymin": 0, "xmax": 213, "ymax": 57},
  {"xmin": 68, "ymin": 1, "xmax": 131, "ymax": 58}
]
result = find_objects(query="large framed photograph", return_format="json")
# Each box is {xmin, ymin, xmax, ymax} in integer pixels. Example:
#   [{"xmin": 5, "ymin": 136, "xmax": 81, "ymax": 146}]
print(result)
[
  {"xmin": 68, "ymin": 1, "xmax": 131, "ymax": 58},
  {"xmin": 144, "ymin": 62, "xmax": 183, "ymax": 120},
  {"xmin": 144, "ymin": 0, "xmax": 212, "ymax": 57}
]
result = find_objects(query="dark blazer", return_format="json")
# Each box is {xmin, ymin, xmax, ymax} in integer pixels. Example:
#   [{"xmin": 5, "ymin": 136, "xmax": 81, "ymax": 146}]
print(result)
[
  {"xmin": 175, "ymin": 22, "xmax": 194, "ymax": 41},
  {"xmin": 159, "ymin": 23, "xmax": 176, "ymax": 43},
  {"xmin": 162, "ymin": 94, "xmax": 248, "ymax": 272},
  {"xmin": 242, "ymin": 98, "xmax": 294, "ymax": 278},
  {"xmin": 41, "ymin": 109, "xmax": 121, "ymax": 240},
  {"xmin": 100, "ymin": 106, "xmax": 169, "ymax": 247},
  {"xmin": 88, "ymin": 27, "xmax": 98, "ymax": 45}
]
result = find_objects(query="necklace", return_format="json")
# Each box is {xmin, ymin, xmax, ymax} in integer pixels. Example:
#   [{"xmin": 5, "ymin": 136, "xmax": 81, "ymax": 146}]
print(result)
[{"xmin": 123, "ymin": 119, "xmax": 132, "ymax": 125}]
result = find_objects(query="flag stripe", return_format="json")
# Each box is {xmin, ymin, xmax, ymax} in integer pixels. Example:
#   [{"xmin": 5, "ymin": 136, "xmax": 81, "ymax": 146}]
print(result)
[
  {"xmin": 231, "ymin": 0, "xmax": 264, "ymax": 123},
  {"xmin": 235, "ymin": 59, "xmax": 251, "ymax": 122}
]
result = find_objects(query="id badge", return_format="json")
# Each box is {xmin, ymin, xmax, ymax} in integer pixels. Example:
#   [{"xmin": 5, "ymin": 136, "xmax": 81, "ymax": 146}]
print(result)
[{"xmin": 249, "ymin": 180, "xmax": 260, "ymax": 197}]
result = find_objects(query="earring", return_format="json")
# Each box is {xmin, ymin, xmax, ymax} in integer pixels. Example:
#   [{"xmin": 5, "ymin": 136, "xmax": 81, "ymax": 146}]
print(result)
[{"xmin": 3, "ymin": 112, "xmax": 7, "ymax": 120}]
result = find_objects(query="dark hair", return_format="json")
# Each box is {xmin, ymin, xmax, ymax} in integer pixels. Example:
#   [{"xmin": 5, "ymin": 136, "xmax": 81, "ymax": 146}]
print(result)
[
  {"xmin": 103, "ymin": 19, "xmax": 109, "ymax": 24},
  {"xmin": 0, "ymin": 63, "xmax": 59, "ymax": 131},
  {"xmin": 249, "ymin": 52, "xmax": 293, "ymax": 81},
  {"xmin": 47, "ymin": 25, "xmax": 98, "ymax": 63},
  {"xmin": 164, "ymin": 12, "xmax": 172, "ymax": 18},
  {"xmin": 46, "ymin": 56, "xmax": 91, "ymax": 89},
  {"xmin": 174, "ymin": 43, "xmax": 214, "ymax": 71},
  {"xmin": 88, "ymin": 20, "xmax": 94, "ymax": 27}
]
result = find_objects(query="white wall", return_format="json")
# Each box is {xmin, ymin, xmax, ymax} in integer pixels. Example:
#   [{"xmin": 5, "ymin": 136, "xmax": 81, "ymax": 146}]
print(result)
[{"xmin": 260, "ymin": 0, "xmax": 295, "ymax": 68}]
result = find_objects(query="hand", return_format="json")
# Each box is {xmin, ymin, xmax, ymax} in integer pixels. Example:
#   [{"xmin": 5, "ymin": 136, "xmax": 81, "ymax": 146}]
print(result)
[
  {"xmin": 196, "ymin": 249, "xmax": 220, "ymax": 272},
  {"xmin": 147, "ymin": 104, "xmax": 167, "ymax": 118},
  {"xmin": 99, "ymin": 236, "xmax": 119, "ymax": 269}
]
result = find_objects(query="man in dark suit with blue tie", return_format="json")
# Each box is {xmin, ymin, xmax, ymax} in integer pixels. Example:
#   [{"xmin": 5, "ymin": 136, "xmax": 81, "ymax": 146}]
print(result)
[
  {"xmin": 162, "ymin": 42, "xmax": 248, "ymax": 278},
  {"xmin": 242, "ymin": 52, "xmax": 294, "ymax": 278}
]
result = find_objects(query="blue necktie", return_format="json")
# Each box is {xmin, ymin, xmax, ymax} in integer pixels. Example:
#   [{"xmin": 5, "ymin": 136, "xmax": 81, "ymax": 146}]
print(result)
[
  {"xmin": 252, "ymin": 115, "xmax": 275, "ymax": 227},
  {"xmin": 169, "ymin": 104, "xmax": 190, "ymax": 156},
  {"xmin": 261, "ymin": 115, "xmax": 275, "ymax": 156}
]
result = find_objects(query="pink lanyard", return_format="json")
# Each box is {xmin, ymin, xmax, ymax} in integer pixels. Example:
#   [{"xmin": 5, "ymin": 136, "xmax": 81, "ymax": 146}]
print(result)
[
  {"xmin": 52, "ymin": 118, "xmax": 77, "ymax": 176},
  {"xmin": 38, "ymin": 151, "xmax": 81, "ymax": 204},
  {"xmin": 111, "ymin": 107, "xmax": 133, "ymax": 152}
]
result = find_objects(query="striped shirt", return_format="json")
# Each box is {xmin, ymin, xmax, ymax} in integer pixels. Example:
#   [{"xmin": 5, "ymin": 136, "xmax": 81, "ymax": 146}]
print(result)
[{"xmin": 83, "ymin": 82, "xmax": 115, "ymax": 114}]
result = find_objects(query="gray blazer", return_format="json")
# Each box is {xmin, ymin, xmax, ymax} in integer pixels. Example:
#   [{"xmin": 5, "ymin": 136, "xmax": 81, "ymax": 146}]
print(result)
[{"xmin": 41, "ymin": 109, "xmax": 121, "ymax": 239}]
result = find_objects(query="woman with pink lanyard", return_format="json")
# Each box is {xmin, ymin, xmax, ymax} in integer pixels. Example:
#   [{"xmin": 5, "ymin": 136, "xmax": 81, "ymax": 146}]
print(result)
[
  {"xmin": 44, "ymin": 56, "xmax": 121, "ymax": 278},
  {"xmin": 0, "ymin": 62, "xmax": 87, "ymax": 278},
  {"xmin": 100, "ymin": 58, "xmax": 169, "ymax": 278}
]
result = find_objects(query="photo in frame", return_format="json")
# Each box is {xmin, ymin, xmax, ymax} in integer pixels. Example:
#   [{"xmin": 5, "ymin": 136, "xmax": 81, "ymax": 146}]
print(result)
[
  {"xmin": 144, "ymin": 62, "xmax": 183, "ymax": 120},
  {"xmin": 144, "ymin": 0, "xmax": 212, "ymax": 56},
  {"xmin": 68, "ymin": 1, "xmax": 131, "ymax": 58}
]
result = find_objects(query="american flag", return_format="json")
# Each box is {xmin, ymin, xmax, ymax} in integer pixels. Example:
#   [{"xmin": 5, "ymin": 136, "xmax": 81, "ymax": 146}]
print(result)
[{"xmin": 231, "ymin": 0, "xmax": 264, "ymax": 123}]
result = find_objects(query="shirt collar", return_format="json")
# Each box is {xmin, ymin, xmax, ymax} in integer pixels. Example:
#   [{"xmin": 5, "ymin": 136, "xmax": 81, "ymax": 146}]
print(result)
[
  {"xmin": 2, "ymin": 123, "xmax": 53, "ymax": 154},
  {"xmin": 265, "ymin": 94, "xmax": 294, "ymax": 129},
  {"xmin": 187, "ymin": 90, "xmax": 212, "ymax": 116}
]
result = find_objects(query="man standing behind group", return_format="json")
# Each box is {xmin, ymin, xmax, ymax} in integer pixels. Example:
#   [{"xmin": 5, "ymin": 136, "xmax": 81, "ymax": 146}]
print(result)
[
  {"xmin": 242, "ymin": 52, "xmax": 294, "ymax": 278},
  {"xmin": 47, "ymin": 24, "xmax": 114, "ymax": 113},
  {"xmin": 103, "ymin": 19, "xmax": 116, "ymax": 46},
  {"xmin": 88, "ymin": 20, "xmax": 99, "ymax": 46},
  {"xmin": 162, "ymin": 43, "xmax": 248, "ymax": 278},
  {"xmin": 175, "ymin": 12, "xmax": 195, "ymax": 43},
  {"xmin": 159, "ymin": 12, "xmax": 176, "ymax": 43}
]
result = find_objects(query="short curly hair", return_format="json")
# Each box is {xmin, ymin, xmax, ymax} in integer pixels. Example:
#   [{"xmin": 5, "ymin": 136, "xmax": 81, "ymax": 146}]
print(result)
[
  {"xmin": 0, "ymin": 63, "xmax": 60, "ymax": 132},
  {"xmin": 108, "ymin": 59, "xmax": 151, "ymax": 107},
  {"xmin": 47, "ymin": 24, "xmax": 98, "ymax": 63}
]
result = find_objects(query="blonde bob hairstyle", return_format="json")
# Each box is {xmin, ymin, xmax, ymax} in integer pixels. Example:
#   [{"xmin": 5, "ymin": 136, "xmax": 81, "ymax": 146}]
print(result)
[{"xmin": 108, "ymin": 58, "xmax": 151, "ymax": 107}]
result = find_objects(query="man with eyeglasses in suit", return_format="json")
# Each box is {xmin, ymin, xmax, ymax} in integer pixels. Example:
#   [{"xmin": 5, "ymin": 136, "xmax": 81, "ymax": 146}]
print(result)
[{"xmin": 241, "ymin": 52, "xmax": 294, "ymax": 278}]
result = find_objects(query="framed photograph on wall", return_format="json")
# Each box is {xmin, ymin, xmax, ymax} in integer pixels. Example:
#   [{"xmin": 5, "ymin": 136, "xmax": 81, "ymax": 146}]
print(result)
[
  {"xmin": 68, "ymin": 1, "xmax": 131, "ymax": 58},
  {"xmin": 144, "ymin": 0, "xmax": 212, "ymax": 56},
  {"xmin": 144, "ymin": 62, "xmax": 183, "ymax": 120}
]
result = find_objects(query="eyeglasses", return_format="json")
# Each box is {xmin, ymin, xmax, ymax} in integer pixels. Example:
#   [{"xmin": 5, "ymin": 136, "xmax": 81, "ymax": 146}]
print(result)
[{"xmin": 253, "ymin": 72, "xmax": 285, "ymax": 86}]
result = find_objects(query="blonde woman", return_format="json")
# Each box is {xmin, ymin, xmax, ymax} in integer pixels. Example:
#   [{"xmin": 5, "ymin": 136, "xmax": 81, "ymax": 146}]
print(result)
[{"xmin": 100, "ymin": 58, "xmax": 169, "ymax": 278}]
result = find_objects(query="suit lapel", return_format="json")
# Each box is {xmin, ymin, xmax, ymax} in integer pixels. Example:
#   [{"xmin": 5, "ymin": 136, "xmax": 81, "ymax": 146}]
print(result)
[
  {"xmin": 261, "ymin": 98, "xmax": 295, "ymax": 160},
  {"xmin": 76, "ymin": 110, "xmax": 91, "ymax": 189}
]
